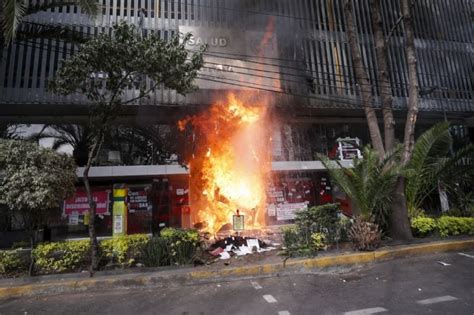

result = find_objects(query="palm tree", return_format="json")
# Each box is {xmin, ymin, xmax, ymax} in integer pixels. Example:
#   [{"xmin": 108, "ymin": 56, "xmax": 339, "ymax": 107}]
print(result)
[
  {"xmin": 404, "ymin": 122, "xmax": 474, "ymax": 216},
  {"xmin": 320, "ymin": 146, "xmax": 400, "ymax": 229},
  {"xmin": 32, "ymin": 124, "xmax": 93, "ymax": 166},
  {"xmin": 2, "ymin": 0, "xmax": 98, "ymax": 45}
]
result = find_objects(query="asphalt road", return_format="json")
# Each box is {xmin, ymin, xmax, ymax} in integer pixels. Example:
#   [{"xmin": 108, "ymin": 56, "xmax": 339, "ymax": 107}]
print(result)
[{"xmin": 1, "ymin": 250, "xmax": 473, "ymax": 315}]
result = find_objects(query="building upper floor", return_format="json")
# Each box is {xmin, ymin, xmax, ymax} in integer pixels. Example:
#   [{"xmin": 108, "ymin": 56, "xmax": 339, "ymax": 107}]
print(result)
[{"xmin": 0, "ymin": 0, "xmax": 473, "ymax": 116}]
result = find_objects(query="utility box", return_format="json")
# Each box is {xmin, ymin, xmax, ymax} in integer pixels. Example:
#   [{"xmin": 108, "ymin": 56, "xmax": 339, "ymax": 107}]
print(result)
[{"xmin": 112, "ymin": 184, "xmax": 127, "ymax": 237}]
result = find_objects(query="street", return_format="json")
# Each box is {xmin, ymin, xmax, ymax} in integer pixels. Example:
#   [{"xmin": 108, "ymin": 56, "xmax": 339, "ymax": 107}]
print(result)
[{"xmin": 1, "ymin": 250, "xmax": 473, "ymax": 315}]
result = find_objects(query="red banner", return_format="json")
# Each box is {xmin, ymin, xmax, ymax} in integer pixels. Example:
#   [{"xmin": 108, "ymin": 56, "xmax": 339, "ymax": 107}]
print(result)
[{"xmin": 64, "ymin": 191, "xmax": 110, "ymax": 215}]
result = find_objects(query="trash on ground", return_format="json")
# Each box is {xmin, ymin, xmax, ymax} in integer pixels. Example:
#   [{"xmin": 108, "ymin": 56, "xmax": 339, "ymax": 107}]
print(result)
[{"xmin": 219, "ymin": 252, "xmax": 231, "ymax": 260}]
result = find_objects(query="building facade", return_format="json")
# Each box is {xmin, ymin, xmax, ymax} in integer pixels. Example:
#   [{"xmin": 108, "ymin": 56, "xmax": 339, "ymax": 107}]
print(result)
[{"xmin": 0, "ymin": 0, "xmax": 473, "ymax": 237}]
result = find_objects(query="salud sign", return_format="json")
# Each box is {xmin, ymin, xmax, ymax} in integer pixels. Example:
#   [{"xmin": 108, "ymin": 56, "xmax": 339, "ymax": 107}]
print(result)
[{"xmin": 64, "ymin": 191, "xmax": 110, "ymax": 215}]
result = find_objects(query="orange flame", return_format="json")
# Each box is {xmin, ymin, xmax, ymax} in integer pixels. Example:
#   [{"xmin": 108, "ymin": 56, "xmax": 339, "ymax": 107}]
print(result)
[{"xmin": 179, "ymin": 93, "xmax": 271, "ymax": 234}]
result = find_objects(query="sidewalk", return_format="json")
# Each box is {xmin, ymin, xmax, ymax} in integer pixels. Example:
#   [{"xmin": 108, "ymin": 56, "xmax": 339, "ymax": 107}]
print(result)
[{"xmin": 1, "ymin": 238, "xmax": 473, "ymax": 300}]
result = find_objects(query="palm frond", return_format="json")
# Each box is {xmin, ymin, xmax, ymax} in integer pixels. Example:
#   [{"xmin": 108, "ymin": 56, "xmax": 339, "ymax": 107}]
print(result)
[
  {"xmin": 2, "ymin": 0, "xmax": 27, "ymax": 44},
  {"xmin": 405, "ymin": 122, "xmax": 451, "ymax": 211},
  {"xmin": 319, "ymin": 147, "xmax": 399, "ymax": 225},
  {"xmin": 51, "ymin": 138, "xmax": 70, "ymax": 150},
  {"xmin": 26, "ymin": 0, "xmax": 98, "ymax": 17},
  {"xmin": 16, "ymin": 22, "xmax": 89, "ymax": 44}
]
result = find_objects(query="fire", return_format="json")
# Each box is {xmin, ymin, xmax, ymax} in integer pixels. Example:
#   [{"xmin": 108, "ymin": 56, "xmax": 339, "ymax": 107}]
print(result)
[{"xmin": 179, "ymin": 93, "xmax": 271, "ymax": 234}]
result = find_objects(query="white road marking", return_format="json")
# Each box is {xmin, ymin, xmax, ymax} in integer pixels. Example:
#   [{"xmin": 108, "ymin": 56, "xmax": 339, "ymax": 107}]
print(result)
[
  {"xmin": 437, "ymin": 261, "xmax": 451, "ymax": 266},
  {"xmin": 251, "ymin": 281, "xmax": 263, "ymax": 290},
  {"xmin": 263, "ymin": 294, "xmax": 277, "ymax": 303},
  {"xmin": 459, "ymin": 252, "xmax": 474, "ymax": 259},
  {"xmin": 278, "ymin": 311, "xmax": 290, "ymax": 315},
  {"xmin": 417, "ymin": 295, "xmax": 458, "ymax": 305},
  {"xmin": 343, "ymin": 307, "xmax": 388, "ymax": 315}
]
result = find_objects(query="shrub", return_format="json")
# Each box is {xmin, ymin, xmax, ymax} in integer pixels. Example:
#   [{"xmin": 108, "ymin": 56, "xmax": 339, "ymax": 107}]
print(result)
[
  {"xmin": 348, "ymin": 217, "xmax": 382, "ymax": 251},
  {"xmin": 160, "ymin": 228, "xmax": 200, "ymax": 265},
  {"xmin": 295, "ymin": 203, "xmax": 340, "ymax": 232},
  {"xmin": 281, "ymin": 226, "xmax": 301, "ymax": 250},
  {"xmin": 408, "ymin": 207, "xmax": 426, "ymax": 219},
  {"xmin": 411, "ymin": 217, "xmax": 437, "ymax": 237},
  {"xmin": 100, "ymin": 234, "xmax": 149, "ymax": 266},
  {"xmin": 140, "ymin": 237, "xmax": 172, "ymax": 267},
  {"xmin": 33, "ymin": 240, "xmax": 90, "ymax": 274},
  {"xmin": 310, "ymin": 232, "xmax": 327, "ymax": 251},
  {"xmin": 436, "ymin": 216, "xmax": 474, "ymax": 237},
  {"xmin": 0, "ymin": 249, "xmax": 29, "ymax": 277}
]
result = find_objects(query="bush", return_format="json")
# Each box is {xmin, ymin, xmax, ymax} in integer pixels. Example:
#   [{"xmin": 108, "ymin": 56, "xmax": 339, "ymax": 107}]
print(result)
[
  {"xmin": 436, "ymin": 216, "xmax": 474, "ymax": 237},
  {"xmin": 33, "ymin": 240, "xmax": 90, "ymax": 274},
  {"xmin": 411, "ymin": 217, "xmax": 437, "ymax": 237},
  {"xmin": 140, "ymin": 237, "xmax": 172, "ymax": 267},
  {"xmin": 295, "ymin": 203, "xmax": 340, "ymax": 232},
  {"xmin": 160, "ymin": 228, "xmax": 200, "ymax": 265},
  {"xmin": 100, "ymin": 234, "xmax": 149, "ymax": 266},
  {"xmin": 281, "ymin": 226, "xmax": 300, "ymax": 251},
  {"xmin": 0, "ymin": 249, "xmax": 29, "ymax": 277},
  {"xmin": 311, "ymin": 232, "xmax": 327, "ymax": 251},
  {"xmin": 348, "ymin": 217, "xmax": 381, "ymax": 251}
]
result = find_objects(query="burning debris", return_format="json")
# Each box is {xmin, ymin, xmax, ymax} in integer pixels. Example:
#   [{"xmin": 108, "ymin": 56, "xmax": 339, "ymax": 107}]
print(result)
[{"xmin": 179, "ymin": 93, "xmax": 272, "ymax": 234}]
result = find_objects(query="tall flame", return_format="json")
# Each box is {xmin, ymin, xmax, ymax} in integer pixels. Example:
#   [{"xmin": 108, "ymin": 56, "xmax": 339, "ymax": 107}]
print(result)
[{"xmin": 179, "ymin": 93, "xmax": 271, "ymax": 234}]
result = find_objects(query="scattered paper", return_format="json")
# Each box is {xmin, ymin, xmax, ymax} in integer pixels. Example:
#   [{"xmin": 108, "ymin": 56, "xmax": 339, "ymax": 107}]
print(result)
[
  {"xmin": 219, "ymin": 252, "xmax": 231, "ymax": 260},
  {"xmin": 257, "ymin": 247, "xmax": 276, "ymax": 253},
  {"xmin": 246, "ymin": 239, "xmax": 260, "ymax": 250},
  {"xmin": 225, "ymin": 244, "xmax": 233, "ymax": 252},
  {"xmin": 233, "ymin": 245, "xmax": 252, "ymax": 256}
]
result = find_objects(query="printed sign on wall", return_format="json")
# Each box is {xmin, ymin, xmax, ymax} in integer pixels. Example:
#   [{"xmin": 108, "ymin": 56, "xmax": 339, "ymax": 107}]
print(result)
[{"xmin": 64, "ymin": 191, "xmax": 110, "ymax": 215}]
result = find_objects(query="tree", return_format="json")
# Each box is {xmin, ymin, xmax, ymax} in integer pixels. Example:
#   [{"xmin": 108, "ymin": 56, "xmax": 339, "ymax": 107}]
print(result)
[
  {"xmin": 0, "ymin": 139, "xmax": 76, "ymax": 273},
  {"xmin": 31, "ymin": 124, "xmax": 93, "ymax": 167},
  {"xmin": 49, "ymin": 21, "xmax": 205, "ymax": 275},
  {"xmin": 1, "ymin": 0, "xmax": 98, "ymax": 45},
  {"xmin": 320, "ymin": 147, "xmax": 400, "ymax": 231},
  {"xmin": 108, "ymin": 124, "xmax": 184, "ymax": 165},
  {"xmin": 343, "ymin": 1, "xmax": 385, "ymax": 158},
  {"xmin": 405, "ymin": 122, "xmax": 474, "ymax": 216},
  {"xmin": 343, "ymin": 0, "xmax": 420, "ymax": 239}
]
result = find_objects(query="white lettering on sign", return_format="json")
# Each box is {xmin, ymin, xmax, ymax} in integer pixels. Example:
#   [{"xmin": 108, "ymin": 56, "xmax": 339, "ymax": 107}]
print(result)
[{"xmin": 188, "ymin": 36, "xmax": 228, "ymax": 47}]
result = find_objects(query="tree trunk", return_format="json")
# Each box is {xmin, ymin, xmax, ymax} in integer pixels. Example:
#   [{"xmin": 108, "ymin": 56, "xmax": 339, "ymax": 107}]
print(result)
[
  {"xmin": 28, "ymin": 232, "xmax": 36, "ymax": 276},
  {"xmin": 83, "ymin": 130, "xmax": 104, "ymax": 277},
  {"xmin": 400, "ymin": 0, "xmax": 419, "ymax": 165},
  {"xmin": 370, "ymin": 0, "xmax": 396, "ymax": 152},
  {"xmin": 390, "ymin": 177, "xmax": 413, "ymax": 240},
  {"xmin": 390, "ymin": 0, "xmax": 419, "ymax": 240},
  {"xmin": 344, "ymin": 0, "xmax": 385, "ymax": 158}
]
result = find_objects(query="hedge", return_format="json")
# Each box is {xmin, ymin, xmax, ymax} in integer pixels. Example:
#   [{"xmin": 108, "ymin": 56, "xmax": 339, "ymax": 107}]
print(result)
[
  {"xmin": 1, "ymin": 231, "xmax": 201, "ymax": 277},
  {"xmin": 411, "ymin": 216, "xmax": 474, "ymax": 238}
]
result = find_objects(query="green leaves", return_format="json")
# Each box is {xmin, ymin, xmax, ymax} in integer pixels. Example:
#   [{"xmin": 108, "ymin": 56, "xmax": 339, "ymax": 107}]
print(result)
[
  {"xmin": 3, "ymin": 0, "xmax": 99, "ymax": 44},
  {"xmin": 49, "ymin": 22, "xmax": 205, "ymax": 129},
  {"xmin": 405, "ymin": 122, "xmax": 474, "ymax": 213},
  {"xmin": 0, "ymin": 140, "xmax": 77, "ymax": 230},
  {"xmin": 2, "ymin": 0, "xmax": 27, "ymax": 44},
  {"xmin": 320, "ymin": 147, "xmax": 399, "ymax": 226}
]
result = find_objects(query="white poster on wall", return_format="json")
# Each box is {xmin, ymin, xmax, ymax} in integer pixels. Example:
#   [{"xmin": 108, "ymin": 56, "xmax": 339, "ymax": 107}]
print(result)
[
  {"xmin": 68, "ymin": 214, "xmax": 79, "ymax": 225},
  {"xmin": 267, "ymin": 204, "xmax": 276, "ymax": 217},
  {"xmin": 276, "ymin": 202, "xmax": 308, "ymax": 221},
  {"xmin": 114, "ymin": 215, "xmax": 123, "ymax": 234}
]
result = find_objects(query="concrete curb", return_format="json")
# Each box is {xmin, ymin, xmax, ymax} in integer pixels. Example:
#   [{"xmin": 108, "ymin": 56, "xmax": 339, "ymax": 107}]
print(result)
[{"xmin": 1, "ymin": 238, "xmax": 473, "ymax": 300}]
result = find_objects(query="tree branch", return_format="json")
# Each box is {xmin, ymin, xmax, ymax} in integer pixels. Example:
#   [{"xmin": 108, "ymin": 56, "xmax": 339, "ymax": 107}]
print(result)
[{"xmin": 122, "ymin": 81, "xmax": 160, "ymax": 105}]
